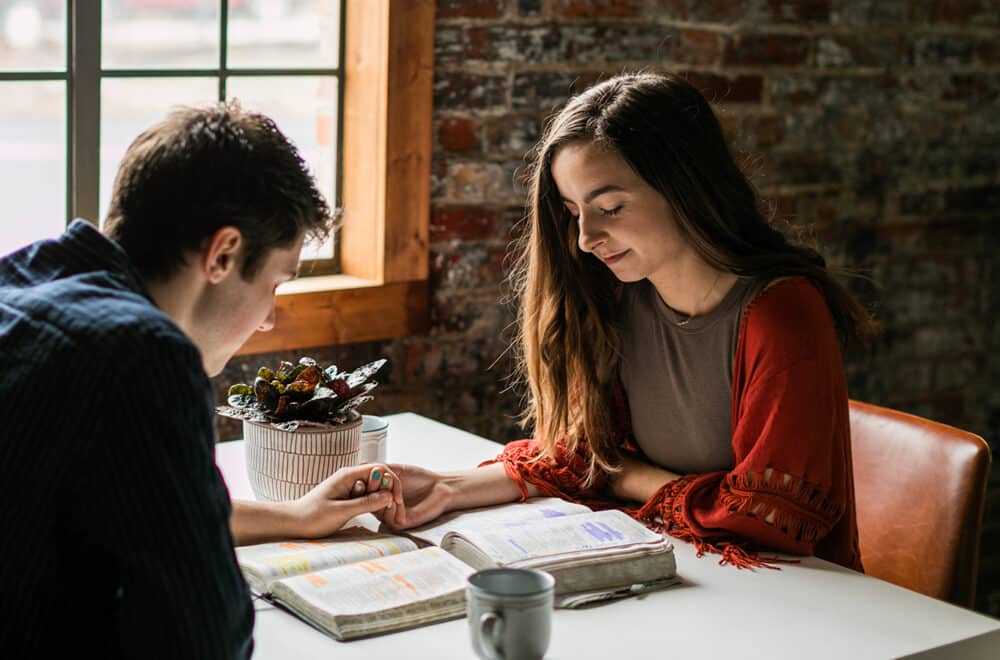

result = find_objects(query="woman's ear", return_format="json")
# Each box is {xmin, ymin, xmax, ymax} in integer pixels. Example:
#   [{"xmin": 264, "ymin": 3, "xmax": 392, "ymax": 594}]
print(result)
[{"xmin": 202, "ymin": 226, "xmax": 243, "ymax": 284}]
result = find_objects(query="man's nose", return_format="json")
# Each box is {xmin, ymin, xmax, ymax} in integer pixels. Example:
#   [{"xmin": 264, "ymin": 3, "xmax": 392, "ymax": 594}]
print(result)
[{"xmin": 258, "ymin": 307, "xmax": 275, "ymax": 332}]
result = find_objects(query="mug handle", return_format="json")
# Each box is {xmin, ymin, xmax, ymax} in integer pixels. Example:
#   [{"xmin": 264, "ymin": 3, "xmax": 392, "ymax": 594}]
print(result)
[{"xmin": 477, "ymin": 611, "xmax": 505, "ymax": 660}]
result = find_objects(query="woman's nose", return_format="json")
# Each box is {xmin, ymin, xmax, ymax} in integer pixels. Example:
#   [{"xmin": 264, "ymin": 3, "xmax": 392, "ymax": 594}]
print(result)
[{"xmin": 577, "ymin": 211, "xmax": 606, "ymax": 253}]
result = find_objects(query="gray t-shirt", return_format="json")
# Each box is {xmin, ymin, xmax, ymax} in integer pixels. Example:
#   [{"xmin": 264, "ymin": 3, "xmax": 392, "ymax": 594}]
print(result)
[{"xmin": 618, "ymin": 276, "xmax": 765, "ymax": 474}]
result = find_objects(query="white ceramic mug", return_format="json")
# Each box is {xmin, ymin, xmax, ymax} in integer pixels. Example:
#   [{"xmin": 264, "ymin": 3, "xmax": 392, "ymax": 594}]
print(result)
[
  {"xmin": 360, "ymin": 414, "xmax": 389, "ymax": 463},
  {"xmin": 466, "ymin": 568, "xmax": 554, "ymax": 660}
]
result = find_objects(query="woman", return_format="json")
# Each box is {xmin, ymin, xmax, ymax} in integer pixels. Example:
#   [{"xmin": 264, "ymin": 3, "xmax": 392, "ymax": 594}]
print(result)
[{"xmin": 384, "ymin": 72, "xmax": 877, "ymax": 570}]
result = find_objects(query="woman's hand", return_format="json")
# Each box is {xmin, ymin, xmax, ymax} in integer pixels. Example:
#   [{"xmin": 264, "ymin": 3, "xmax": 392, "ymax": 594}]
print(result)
[{"xmin": 375, "ymin": 464, "xmax": 458, "ymax": 530}]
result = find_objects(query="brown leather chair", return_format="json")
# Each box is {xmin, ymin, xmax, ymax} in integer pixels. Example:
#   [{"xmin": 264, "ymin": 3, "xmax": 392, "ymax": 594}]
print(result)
[{"xmin": 849, "ymin": 400, "xmax": 991, "ymax": 608}]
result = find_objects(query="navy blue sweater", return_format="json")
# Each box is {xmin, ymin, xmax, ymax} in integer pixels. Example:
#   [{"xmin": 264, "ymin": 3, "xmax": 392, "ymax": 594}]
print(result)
[{"xmin": 0, "ymin": 221, "xmax": 253, "ymax": 658}]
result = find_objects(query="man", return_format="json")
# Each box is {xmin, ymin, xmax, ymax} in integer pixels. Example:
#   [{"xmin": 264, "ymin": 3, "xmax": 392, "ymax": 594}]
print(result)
[{"xmin": 0, "ymin": 102, "xmax": 398, "ymax": 658}]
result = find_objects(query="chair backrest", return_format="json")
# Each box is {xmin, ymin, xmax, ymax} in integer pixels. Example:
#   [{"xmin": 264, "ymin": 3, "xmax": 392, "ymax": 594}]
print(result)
[{"xmin": 849, "ymin": 400, "xmax": 991, "ymax": 608}]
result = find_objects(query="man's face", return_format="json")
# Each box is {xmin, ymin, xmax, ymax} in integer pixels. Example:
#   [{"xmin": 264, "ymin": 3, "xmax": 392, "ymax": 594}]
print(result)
[{"xmin": 197, "ymin": 235, "xmax": 303, "ymax": 376}]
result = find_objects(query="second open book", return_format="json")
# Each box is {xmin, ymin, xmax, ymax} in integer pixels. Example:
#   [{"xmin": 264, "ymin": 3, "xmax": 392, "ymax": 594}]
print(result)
[{"xmin": 236, "ymin": 498, "xmax": 679, "ymax": 641}]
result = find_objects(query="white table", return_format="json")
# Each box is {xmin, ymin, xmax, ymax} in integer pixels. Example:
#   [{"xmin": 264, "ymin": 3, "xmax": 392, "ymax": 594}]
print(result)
[{"xmin": 216, "ymin": 413, "xmax": 1000, "ymax": 659}]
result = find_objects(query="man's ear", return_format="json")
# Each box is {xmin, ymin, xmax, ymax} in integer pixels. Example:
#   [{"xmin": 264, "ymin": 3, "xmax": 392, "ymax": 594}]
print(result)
[{"xmin": 202, "ymin": 226, "xmax": 243, "ymax": 284}]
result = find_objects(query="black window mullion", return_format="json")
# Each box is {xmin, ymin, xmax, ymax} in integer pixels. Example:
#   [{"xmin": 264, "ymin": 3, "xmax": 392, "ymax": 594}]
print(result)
[{"xmin": 219, "ymin": 0, "xmax": 228, "ymax": 101}]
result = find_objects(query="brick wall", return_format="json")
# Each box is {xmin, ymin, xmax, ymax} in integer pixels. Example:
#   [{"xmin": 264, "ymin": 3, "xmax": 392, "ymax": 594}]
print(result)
[{"xmin": 214, "ymin": 0, "xmax": 1000, "ymax": 614}]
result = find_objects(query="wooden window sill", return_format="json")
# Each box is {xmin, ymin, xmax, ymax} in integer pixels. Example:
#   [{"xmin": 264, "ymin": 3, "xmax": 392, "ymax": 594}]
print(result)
[{"xmin": 236, "ymin": 276, "xmax": 428, "ymax": 355}]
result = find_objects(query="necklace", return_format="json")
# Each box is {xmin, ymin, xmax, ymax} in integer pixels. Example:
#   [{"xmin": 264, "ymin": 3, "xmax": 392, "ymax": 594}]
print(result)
[{"xmin": 675, "ymin": 270, "xmax": 722, "ymax": 326}]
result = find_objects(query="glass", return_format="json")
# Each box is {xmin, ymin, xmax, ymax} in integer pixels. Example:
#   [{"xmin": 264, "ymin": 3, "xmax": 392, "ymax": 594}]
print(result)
[
  {"xmin": 102, "ymin": 0, "xmax": 219, "ymax": 70},
  {"xmin": 0, "ymin": 0, "xmax": 67, "ymax": 71},
  {"xmin": 227, "ymin": 75, "xmax": 337, "ymax": 260},
  {"xmin": 227, "ymin": 0, "xmax": 339, "ymax": 70},
  {"xmin": 0, "ymin": 81, "xmax": 65, "ymax": 257},
  {"xmin": 99, "ymin": 77, "xmax": 217, "ymax": 222}
]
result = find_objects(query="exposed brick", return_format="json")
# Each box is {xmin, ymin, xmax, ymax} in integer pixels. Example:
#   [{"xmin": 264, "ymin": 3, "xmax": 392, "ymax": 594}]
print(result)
[
  {"xmin": 765, "ymin": 0, "xmax": 832, "ymax": 23},
  {"xmin": 550, "ymin": 0, "xmax": 643, "ymax": 19},
  {"xmin": 434, "ymin": 27, "xmax": 466, "ymax": 65},
  {"xmin": 676, "ymin": 29, "xmax": 724, "ymax": 66},
  {"xmin": 978, "ymin": 38, "xmax": 1000, "ymax": 64},
  {"xmin": 716, "ymin": 112, "xmax": 740, "ymax": 145},
  {"xmin": 682, "ymin": 71, "xmax": 764, "ymax": 104},
  {"xmin": 740, "ymin": 113, "xmax": 785, "ymax": 148},
  {"xmin": 431, "ymin": 290, "xmax": 512, "ymax": 335},
  {"xmin": 921, "ymin": 0, "xmax": 994, "ymax": 24},
  {"xmin": 944, "ymin": 186, "xmax": 1000, "ymax": 213},
  {"xmin": 446, "ymin": 161, "xmax": 515, "ymax": 202},
  {"xmin": 437, "ymin": 0, "xmax": 506, "ymax": 19},
  {"xmin": 512, "ymin": 71, "xmax": 605, "ymax": 111},
  {"xmin": 430, "ymin": 243, "xmax": 510, "ymax": 291},
  {"xmin": 434, "ymin": 73, "xmax": 508, "ymax": 111},
  {"xmin": 518, "ymin": 0, "xmax": 543, "ymax": 16},
  {"xmin": 911, "ymin": 34, "xmax": 975, "ymax": 66},
  {"xmin": 831, "ymin": 0, "xmax": 910, "ymax": 25},
  {"xmin": 723, "ymin": 33, "xmax": 812, "ymax": 66},
  {"xmin": 430, "ymin": 157, "xmax": 449, "ymax": 199},
  {"xmin": 654, "ymin": 0, "xmax": 745, "ymax": 22},
  {"xmin": 816, "ymin": 35, "xmax": 905, "ymax": 67},
  {"xmin": 766, "ymin": 148, "xmax": 841, "ymax": 185},
  {"xmin": 438, "ymin": 117, "xmax": 480, "ymax": 152},
  {"xmin": 567, "ymin": 24, "xmax": 676, "ymax": 62},
  {"xmin": 944, "ymin": 73, "xmax": 1000, "ymax": 102},
  {"xmin": 482, "ymin": 113, "xmax": 541, "ymax": 155},
  {"xmin": 430, "ymin": 207, "xmax": 500, "ymax": 242}
]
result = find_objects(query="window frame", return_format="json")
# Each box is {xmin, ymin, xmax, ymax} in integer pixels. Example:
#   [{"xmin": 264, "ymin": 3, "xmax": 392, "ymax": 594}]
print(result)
[
  {"xmin": 1, "ymin": 0, "xmax": 431, "ymax": 352},
  {"xmin": 236, "ymin": 0, "xmax": 432, "ymax": 354}
]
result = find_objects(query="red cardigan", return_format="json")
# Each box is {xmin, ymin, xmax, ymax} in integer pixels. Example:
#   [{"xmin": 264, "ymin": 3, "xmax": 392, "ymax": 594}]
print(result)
[{"xmin": 482, "ymin": 278, "xmax": 863, "ymax": 571}]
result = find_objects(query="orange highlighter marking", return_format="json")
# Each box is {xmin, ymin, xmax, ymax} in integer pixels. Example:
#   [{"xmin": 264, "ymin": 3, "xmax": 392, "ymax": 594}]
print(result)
[
  {"xmin": 306, "ymin": 574, "xmax": 327, "ymax": 587},
  {"xmin": 393, "ymin": 574, "xmax": 418, "ymax": 596}
]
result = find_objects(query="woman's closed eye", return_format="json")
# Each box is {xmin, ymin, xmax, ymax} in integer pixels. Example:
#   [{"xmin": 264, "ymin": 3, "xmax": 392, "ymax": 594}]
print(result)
[{"xmin": 600, "ymin": 205, "xmax": 623, "ymax": 217}]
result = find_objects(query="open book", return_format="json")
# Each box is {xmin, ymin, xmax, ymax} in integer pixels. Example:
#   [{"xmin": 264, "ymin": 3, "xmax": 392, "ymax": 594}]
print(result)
[{"xmin": 235, "ymin": 498, "xmax": 677, "ymax": 640}]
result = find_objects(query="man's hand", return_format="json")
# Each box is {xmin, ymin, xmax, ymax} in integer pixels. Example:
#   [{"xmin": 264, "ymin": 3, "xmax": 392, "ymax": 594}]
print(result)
[
  {"xmin": 287, "ymin": 463, "xmax": 404, "ymax": 538},
  {"xmin": 231, "ymin": 463, "xmax": 404, "ymax": 545},
  {"xmin": 376, "ymin": 464, "xmax": 456, "ymax": 530}
]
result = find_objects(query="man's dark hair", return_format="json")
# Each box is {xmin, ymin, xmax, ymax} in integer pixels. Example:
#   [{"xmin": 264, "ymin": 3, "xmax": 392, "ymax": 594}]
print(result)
[{"xmin": 104, "ymin": 100, "xmax": 334, "ymax": 281}]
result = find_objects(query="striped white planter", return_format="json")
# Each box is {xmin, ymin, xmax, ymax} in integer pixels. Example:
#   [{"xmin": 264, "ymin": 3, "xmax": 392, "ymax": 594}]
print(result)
[{"xmin": 243, "ymin": 416, "xmax": 362, "ymax": 502}]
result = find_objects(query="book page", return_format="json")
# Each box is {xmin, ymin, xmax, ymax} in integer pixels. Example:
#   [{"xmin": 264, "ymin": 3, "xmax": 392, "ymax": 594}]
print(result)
[
  {"xmin": 271, "ymin": 546, "xmax": 474, "ymax": 616},
  {"xmin": 237, "ymin": 531, "xmax": 419, "ymax": 592},
  {"xmin": 442, "ymin": 509, "xmax": 664, "ymax": 565},
  {"xmin": 408, "ymin": 496, "xmax": 593, "ymax": 545}
]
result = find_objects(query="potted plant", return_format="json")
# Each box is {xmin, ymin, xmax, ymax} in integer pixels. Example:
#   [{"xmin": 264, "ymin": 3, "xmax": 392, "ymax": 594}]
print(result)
[{"xmin": 217, "ymin": 357, "xmax": 386, "ymax": 501}]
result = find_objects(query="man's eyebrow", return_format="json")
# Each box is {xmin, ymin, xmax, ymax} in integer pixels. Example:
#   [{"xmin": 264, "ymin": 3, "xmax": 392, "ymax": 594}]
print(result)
[{"xmin": 561, "ymin": 184, "xmax": 627, "ymax": 205}]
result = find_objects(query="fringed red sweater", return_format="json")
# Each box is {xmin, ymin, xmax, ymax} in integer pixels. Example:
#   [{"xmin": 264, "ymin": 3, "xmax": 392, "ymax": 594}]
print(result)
[{"xmin": 482, "ymin": 278, "xmax": 863, "ymax": 572}]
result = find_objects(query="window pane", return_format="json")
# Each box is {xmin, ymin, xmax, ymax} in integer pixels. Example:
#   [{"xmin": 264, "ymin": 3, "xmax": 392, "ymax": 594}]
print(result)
[
  {"xmin": 0, "ymin": 81, "xmax": 65, "ymax": 257},
  {"xmin": 100, "ymin": 77, "xmax": 217, "ymax": 222},
  {"xmin": 102, "ymin": 0, "xmax": 219, "ymax": 69},
  {"xmin": 227, "ymin": 75, "xmax": 337, "ymax": 260},
  {"xmin": 0, "ymin": 0, "xmax": 67, "ymax": 71},
  {"xmin": 228, "ymin": 1, "xmax": 339, "ymax": 70}
]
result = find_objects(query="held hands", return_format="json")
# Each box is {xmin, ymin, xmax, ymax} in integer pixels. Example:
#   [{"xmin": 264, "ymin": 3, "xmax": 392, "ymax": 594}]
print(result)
[
  {"xmin": 373, "ymin": 464, "xmax": 455, "ymax": 530},
  {"xmin": 286, "ymin": 463, "xmax": 404, "ymax": 539}
]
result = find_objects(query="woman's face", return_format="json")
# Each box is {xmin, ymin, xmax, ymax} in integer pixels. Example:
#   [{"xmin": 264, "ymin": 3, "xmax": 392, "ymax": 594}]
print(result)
[{"xmin": 550, "ymin": 140, "xmax": 692, "ymax": 284}]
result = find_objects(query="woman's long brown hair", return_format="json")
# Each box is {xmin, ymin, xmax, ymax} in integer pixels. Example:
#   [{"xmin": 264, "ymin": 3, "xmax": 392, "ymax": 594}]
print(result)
[{"xmin": 509, "ymin": 72, "xmax": 878, "ymax": 481}]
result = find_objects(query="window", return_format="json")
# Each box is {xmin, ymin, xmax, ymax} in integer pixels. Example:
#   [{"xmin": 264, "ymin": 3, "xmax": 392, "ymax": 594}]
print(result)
[{"xmin": 0, "ymin": 0, "xmax": 432, "ymax": 348}]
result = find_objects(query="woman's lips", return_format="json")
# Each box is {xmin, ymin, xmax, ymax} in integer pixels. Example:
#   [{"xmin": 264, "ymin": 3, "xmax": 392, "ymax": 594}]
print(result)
[{"xmin": 600, "ymin": 249, "xmax": 629, "ymax": 265}]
